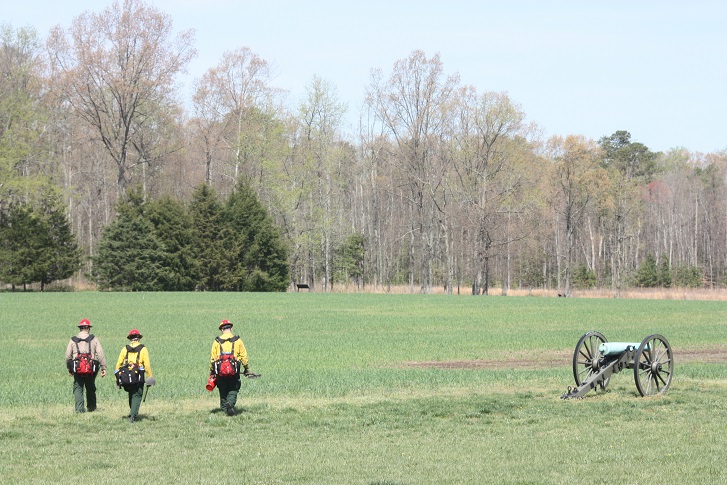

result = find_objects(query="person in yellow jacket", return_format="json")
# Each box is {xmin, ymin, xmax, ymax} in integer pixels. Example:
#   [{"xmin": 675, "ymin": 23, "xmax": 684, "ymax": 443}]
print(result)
[
  {"xmin": 210, "ymin": 319, "xmax": 249, "ymax": 416},
  {"xmin": 115, "ymin": 329, "xmax": 153, "ymax": 423}
]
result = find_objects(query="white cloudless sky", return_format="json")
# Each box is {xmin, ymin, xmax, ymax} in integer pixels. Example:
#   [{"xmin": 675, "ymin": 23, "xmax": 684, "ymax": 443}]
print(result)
[{"xmin": 5, "ymin": 0, "xmax": 726, "ymax": 153}]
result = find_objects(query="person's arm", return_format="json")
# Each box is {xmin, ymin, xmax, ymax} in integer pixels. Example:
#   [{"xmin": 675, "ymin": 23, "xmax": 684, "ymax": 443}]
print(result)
[
  {"xmin": 65, "ymin": 340, "xmax": 74, "ymax": 374},
  {"xmin": 115, "ymin": 348, "xmax": 126, "ymax": 372},
  {"xmin": 93, "ymin": 338, "xmax": 107, "ymax": 376},
  {"xmin": 236, "ymin": 339, "xmax": 249, "ymax": 370},
  {"xmin": 210, "ymin": 341, "xmax": 220, "ymax": 373},
  {"xmin": 141, "ymin": 347, "xmax": 152, "ymax": 378}
]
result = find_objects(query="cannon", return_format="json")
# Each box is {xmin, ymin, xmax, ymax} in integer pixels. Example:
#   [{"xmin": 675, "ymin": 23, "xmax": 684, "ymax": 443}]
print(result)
[{"xmin": 561, "ymin": 331, "xmax": 673, "ymax": 399}]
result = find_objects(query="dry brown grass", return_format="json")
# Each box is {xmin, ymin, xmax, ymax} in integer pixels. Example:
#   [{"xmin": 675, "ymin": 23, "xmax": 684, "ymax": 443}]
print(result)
[
  {"xmin": 328, "ymin": 283, "xmax": 727, "ymax": 301},
  {"xmin": 8, "ymin": 279, "xmax": 727, "ymax": 301}
]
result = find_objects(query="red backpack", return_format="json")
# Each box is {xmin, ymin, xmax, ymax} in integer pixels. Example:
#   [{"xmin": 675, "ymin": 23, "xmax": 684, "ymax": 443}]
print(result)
[
  {"xmin": 71, "ymin": 335, "xmax": 99, "ymax": 376},
  {"xmin": 213, "ymin": 336, "xmax": 241, "ymax": 378}
]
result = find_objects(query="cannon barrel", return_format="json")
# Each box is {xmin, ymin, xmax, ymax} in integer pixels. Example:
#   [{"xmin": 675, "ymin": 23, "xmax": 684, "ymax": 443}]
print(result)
[{"xmin": 598, "ymin": 342, "xmax": 644, "ymax": 356}]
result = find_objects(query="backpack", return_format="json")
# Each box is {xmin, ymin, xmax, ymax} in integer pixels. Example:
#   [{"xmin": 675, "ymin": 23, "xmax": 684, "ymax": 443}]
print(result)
[
  {"xmin": 116, "ymin": 344, "xmax": 145, "ymax": 386},
  {"xmin": 213, "ymin": 336, "xmax": 241, "ymax": 378},
  {"xmin": 71, "ymin": 335, "xmax": 99, "ymax": 376}
]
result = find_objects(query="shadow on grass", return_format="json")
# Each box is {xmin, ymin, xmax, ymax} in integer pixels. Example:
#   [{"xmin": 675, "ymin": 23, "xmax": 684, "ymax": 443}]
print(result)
[
  {"xmin": 119, "ymin": 414, "xmax": 157, "ymax": 422},
  {"xmin": 209, "ymin": 407, "xmax": 247, "ymax": 415}
]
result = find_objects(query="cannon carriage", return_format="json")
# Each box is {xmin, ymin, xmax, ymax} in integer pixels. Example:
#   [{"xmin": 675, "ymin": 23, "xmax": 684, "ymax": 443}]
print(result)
[{"xmin": 561, "ymin": 331, "xmax": 674, "ymax": 399}]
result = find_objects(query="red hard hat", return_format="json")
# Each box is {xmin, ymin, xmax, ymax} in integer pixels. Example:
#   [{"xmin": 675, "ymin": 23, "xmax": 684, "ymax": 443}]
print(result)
[
  {"xmin": 127, "ymin": 329, "xmax": 143, "ymax": 339},
  {"xmin": 78, "ymin": 319, "xmax": 92, "ymax": 328},
  {"xmin": 219, "ymin": 319, "xmax": 233, "ymax": 330}
]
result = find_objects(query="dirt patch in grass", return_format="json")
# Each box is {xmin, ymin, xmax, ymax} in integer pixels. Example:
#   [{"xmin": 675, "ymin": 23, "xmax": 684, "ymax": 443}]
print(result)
[
  {"xmin": 402, "ymin": 346, "xmax": 727, "ymax": 370},
  {"xmin": 676, "ymin": 347, "xmax": 727, "ymax": 364},
  {"xmin": 402, "ymin": 350, "xmax": 571, "ymax": 370}
]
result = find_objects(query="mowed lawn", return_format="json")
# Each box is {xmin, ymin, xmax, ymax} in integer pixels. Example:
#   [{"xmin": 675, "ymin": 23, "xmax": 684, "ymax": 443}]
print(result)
[{"xmin": 1, "ymin": 292, "xmax": 726, "ymax": 484}]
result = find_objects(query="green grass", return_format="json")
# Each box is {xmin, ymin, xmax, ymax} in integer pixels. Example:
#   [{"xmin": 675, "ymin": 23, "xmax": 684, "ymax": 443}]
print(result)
[{"xmin": 1, "ymin": 292, "xmax": 726, "ymax": 484}]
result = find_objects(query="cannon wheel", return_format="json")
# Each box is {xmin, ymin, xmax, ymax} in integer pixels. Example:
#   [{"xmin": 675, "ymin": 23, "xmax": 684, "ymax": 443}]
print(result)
[
  {"xmin": 634, "ymin": 334, "xmax": 673, "ymax": 396},
  {"xmin": 573, "ymin": 331, "xmax": 609, "ymax": 389}
]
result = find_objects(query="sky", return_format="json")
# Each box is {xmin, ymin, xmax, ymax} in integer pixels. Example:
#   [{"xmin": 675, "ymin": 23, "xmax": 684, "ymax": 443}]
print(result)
[{"xmin": 5, "ymin": 1, "xmax": 726, "ymax": 154}]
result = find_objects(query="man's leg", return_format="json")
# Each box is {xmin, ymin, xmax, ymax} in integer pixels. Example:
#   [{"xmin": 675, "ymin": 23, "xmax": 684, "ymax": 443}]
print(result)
[
  {"xmin": 73, "ymin": 375, "xmax": 85, "ymax": 413},
  {"xmin": 226, "ymin": 378, "xmax": 241, "ymax": 411},
  {"xmin": 217, "ymin": 378, "xmax": 230, "ymax": 411},
  {"xmin": 86, "ymin": 376, "xmax": 97, "ymax": 411},
  {"xmin": 217, "ymin": 377, "xmax": 239, "ymax": 415},
  {"xmin": 129, "ymin": 384, "xmax": 143, "ymax": 421}
]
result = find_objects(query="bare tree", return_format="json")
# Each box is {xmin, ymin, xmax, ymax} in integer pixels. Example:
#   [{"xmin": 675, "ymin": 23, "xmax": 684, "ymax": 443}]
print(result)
[
  {"xmin": 295, "ymin": 76, "xmax": 347, "ymax": 291},
  {"xmin": 450, "ymin": 87, "xmax": 534, "ymax": 295},
  {"xmin": 366, "ymin": 50, "xmax": 458, "ymax": 293},
  {"xmin": 47, "ymin": 0, "xmax": 195, "ymax": 200},
  {"xmin": 547, "ymin": 135, "xmax": 604, "ymax": 296},
  {"xmin": 191, "ymin": 47, "xmax": 277, "ymax": 190}
]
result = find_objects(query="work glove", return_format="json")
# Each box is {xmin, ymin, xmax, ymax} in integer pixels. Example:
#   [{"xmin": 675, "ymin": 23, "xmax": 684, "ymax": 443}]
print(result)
[{"xmin": 244, "ymin": 368, "xmax": 261, "ymax": 379}]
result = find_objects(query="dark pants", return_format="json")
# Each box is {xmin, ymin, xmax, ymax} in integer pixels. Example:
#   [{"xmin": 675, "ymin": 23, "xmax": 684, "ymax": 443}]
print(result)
[
  {"xmin": 73, "ymin": 374, "xmax": 97, "ymax": 412},
  {"xmin": 124, "ymin": 383, "xmax": 144, "ymax": 418},
  {"xmin": 217, "ymin": 376, "xmax": 241, "ymax": 411}
]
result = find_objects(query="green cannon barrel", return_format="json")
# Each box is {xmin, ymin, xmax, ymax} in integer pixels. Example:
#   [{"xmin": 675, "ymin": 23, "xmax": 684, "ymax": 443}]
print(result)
[{"xmin": 598, "ymin": 342, "xmax": 645, "ymax": 356}]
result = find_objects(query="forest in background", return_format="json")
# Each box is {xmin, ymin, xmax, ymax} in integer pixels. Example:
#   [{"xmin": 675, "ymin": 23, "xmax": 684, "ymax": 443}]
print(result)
[{"xmin": 1, "ymin": 0, "xmax": 725, "ymax": 294}]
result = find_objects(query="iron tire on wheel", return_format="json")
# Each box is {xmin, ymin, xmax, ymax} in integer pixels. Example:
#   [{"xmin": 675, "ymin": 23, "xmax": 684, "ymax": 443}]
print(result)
[
  {"xmin": 634, "ymin": 334, "xmax": 673, "ymax": 397},
  {"xmin": 573, "ymin": 331, "xmax": 609, "ymax": 389}
]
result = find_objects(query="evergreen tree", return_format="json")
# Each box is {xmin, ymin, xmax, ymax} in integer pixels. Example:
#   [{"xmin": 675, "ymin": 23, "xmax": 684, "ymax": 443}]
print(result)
[
  {"xmin": 92, "ymin": 198, "xmax": 173, "ymax": 291},
  {"xmin": 0, "ymin": 196, "xmax": 81, "ymax": 290},
  {"xmin": 658, "ymin": 257, "xmax": 672, "ymax": 288},
  {"xmin": 146, "ymin": 195, "xmax": 198, "ymax": 290},
  {"xmin": 634, "ymin": 253, "xmax": 658, "ymax": 288},
  {"xmin": 189, "ymin": 184, "xmax": 237, "ymax": 291},
  {"xmin": 335, "ymin": 233, "xmax": 365, "ymax": 287},
  {"xmin": 0, "ymin": 205, "xmax": 45, "ymax": 289},
  {"xmin": 572, "ymin": 263, "xmax": 596, "ymax": 289},
  {"xmin": 599, "ymin": 130, "xmax": 658, "ymax": 180},
  {"xmin": 673, "ymin": 265, "xmax": 703, "ymax": 288},
  {"xmin": 224, "ymin": 181, "xmax": 289, "ymax": 291},
  {"xmin": 37, "ymin": 194, "xmax": 82, "ymax": 290},
  {"xmin": 0, "ymin": 209, "xmax": 8, "ymax": 283}
]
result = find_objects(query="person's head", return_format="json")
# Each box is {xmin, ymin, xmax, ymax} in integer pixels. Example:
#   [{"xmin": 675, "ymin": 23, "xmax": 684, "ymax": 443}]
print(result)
[
  {"xmin": 78, "ymin": 318, "xmax": 92, "ymax": 332},
  {"xmin": 127, "ymin": 329, "xmax": 143, "ymax": 341},
  {"xmin": 219, "ymin": 319, "xmax": 233, "ymax": 333}
]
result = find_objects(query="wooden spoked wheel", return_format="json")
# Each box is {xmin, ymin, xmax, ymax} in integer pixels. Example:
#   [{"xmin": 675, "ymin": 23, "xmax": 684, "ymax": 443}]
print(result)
[
  {"xmin": 573, "ymin": 331, "xmax": 609, "ymax": 389},
  {"xmin": 634, "ymin": 334, "xmax": 673, "ymax": 396}
]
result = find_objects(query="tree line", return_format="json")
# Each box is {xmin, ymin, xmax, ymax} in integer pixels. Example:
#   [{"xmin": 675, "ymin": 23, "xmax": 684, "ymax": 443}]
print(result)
[{"xmin": 1, "ymin": 1, "xmax": 725, "ymax": 293}]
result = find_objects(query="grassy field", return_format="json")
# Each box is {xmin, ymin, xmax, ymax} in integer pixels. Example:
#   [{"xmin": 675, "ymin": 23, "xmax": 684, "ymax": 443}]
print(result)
[{"xmin": 1, "ymin": 292, "xmax": 726, "ymax": 484}]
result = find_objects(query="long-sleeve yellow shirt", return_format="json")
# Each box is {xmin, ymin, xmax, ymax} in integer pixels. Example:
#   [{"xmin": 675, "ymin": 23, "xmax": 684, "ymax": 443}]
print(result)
[
  {"xmin": 115, "ymin": 342, "xmax": 153, "ymax": 378},
  {"xmin": 210, "ymin": 333, "xmax": 248, "ymax": 372}
]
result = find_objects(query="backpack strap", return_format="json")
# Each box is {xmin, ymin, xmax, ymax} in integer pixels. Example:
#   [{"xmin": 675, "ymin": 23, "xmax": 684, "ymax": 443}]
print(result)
[
  {"xmin": 124, "ymin": 344, "xmax": 145, "ymax": 366},
  {"xmin": 71, "ymin": 335, "xmax": 95, "ymax": 356},
  {"xmin": 215, "ymin": 336, "xmax": 239, "ymax": 354}
]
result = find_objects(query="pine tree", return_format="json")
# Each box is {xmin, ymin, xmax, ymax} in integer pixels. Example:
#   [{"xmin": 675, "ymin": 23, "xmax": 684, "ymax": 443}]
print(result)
[
  {"xmin": 146, "ymin": 195, "xmax": 198, "ymax": 290},
  {"xmin": 92, "ymin": 198, "xmax": 173, "ymax": 291},
  {"xmin": 224, "ymin": 181, "xmax": 289, "ymax": 291},
  {"xmin": 573, "ymin": 263, "xmax": 596, "ymax": 289},
  {"xmin": 37, "ymin": 195, "xmax": 82, "ymax": 290},
  {"xmin": 658, "ymin": 257, "xmax": 672, "ymax": 288},
  {"xmin": 634, "ymin": 253, "xmax": 658, "ymax": 288},
  {"xmin": 335, "ymin": 233, "xmax": 365, "ymax": 287},
  {"xmin": 0, "ymin": 205, "xmax": 44, "ymax": 289},
  {"xmin": 0, "ymin": 197, "xmax": 81, "ymax": 290},
  {"xmin": 189, "ymin": 184, "xmax": 237, "ymax": 291}
]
